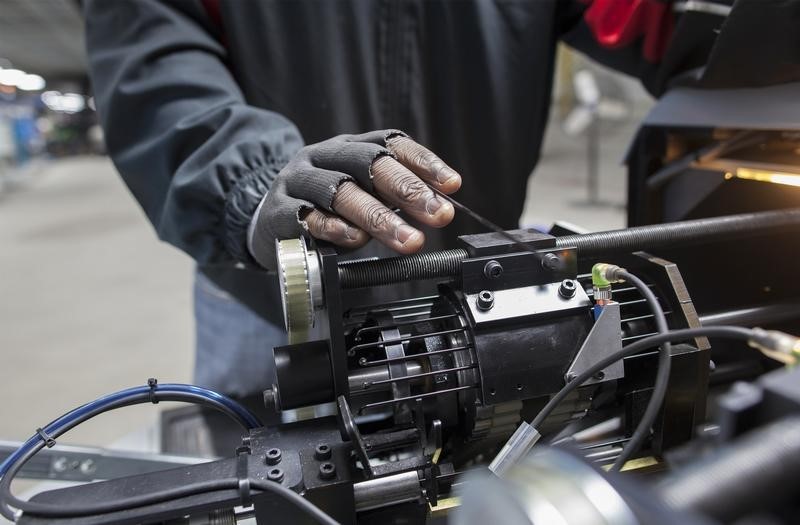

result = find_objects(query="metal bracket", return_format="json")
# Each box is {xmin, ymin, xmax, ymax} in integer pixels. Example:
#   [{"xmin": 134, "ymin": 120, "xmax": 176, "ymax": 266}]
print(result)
[
  {"xmin": 0, "ymin": 440, "xmax": 205, "ymax": 482},
  {"xmin": 565, "ymin": 302, "xmax": 625, "ymax": 386},
  {"xmin": 337, "ymin": 395, "xmax": 374, "ymax": 479}
]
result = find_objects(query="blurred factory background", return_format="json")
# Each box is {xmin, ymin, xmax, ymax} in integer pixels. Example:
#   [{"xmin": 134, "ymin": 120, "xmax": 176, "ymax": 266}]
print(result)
[{"xmin": 0, "ymin": 0, "xmax": 652, "ymax": 454}]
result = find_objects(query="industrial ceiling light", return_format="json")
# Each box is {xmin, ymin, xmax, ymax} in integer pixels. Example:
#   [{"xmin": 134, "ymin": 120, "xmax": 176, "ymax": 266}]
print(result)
[
  {"xmin": 0, "ymin": 68, "xmax": 24, "ymax": 86},
  {"xmin": 16, "ymin": 74, "xmax": 46, "ymax": 91}
]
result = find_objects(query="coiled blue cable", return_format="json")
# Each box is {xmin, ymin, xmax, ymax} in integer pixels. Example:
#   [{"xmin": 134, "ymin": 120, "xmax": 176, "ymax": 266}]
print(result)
[{"xmin": 0, "ymin": 383, "xmax": 261, "ymax": 479}]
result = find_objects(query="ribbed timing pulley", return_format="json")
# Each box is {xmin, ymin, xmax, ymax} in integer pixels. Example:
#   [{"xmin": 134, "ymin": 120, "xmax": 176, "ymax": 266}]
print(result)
[{"xmin": 276, "ymin": 238, "xmax": 323, "ymax": 344}]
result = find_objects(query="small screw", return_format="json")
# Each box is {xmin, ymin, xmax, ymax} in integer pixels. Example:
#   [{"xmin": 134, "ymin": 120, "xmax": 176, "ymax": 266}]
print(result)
[
  {"xmin": 314, "ymin": 443, "xmax": 332, "ymax": 460},
  {"xmin": 53, "ymin": 457, "xmax": 69, "ymax": 473},
  {"xmin": 483, "ymin": 260, "xmax": 503, "ymax": 279},
  {"xmin": 267, "ymin": 468, "xmax": 284, "ymax": 483},
  {"xmin": 265, "ymin": 448, "xmax": 282, "ymax": 465},
  {"xmin": 79, "ymin": 459, "xmax": 96, "ymax": 475},
  {"xmin": 566, "ymin": 372, "xmax": 577, "ymax": 382},
  {"xmin": 476, "ymin": 290, "xmax": 494, "ymax": 311},
  {"xmin": 593, "ymin": 371, "xmax": 605, "ymax": 381},
  {"xmin": 559, "ymin": 279, "xmax": 577, "ymax": 299},
  {"xmin": 319, "ymin": 462, "xmax": 336, "ymax": 480},
  {"xmin": 542, "ymin": 253, "xmax": 562, "ymax": 271}
]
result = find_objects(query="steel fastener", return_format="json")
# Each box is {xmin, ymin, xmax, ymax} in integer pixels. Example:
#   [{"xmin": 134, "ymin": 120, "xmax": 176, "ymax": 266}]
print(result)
[
  {"xmin": 483, "ymin": 260, "xmax": 503, "ymax": 279},
  {"xmin": 314, "ymin": 443, "xmax": 332, "ymax": 461},
  {"xmin": 265, "ymin": 447, "xmax": 282, "ymax": 465},
  {"xmin": 267, "ymin": 468, "xmax": 284, "ymax": 483},
  {"xmin": 319, "ymin": 462, "xmax": 336, "ymax": 480},
  {"xmin": 476, "ymin": 290, "xmax": 495, "ymax": 311}
]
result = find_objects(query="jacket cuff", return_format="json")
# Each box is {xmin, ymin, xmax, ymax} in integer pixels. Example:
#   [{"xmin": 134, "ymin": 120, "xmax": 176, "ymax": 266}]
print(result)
[
  {"xmin": 246, "ymin": 190, "xmax": 270, "ymax": 262},
  {"xmin": 223, "ymin": 166, "xmax": 277, "ymax": 264}
]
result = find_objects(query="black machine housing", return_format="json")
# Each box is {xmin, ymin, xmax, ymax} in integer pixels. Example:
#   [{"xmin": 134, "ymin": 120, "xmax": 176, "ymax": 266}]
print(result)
[{"xmin": 262, "ymin": 227, "xmax": 714, "ymax": 522}]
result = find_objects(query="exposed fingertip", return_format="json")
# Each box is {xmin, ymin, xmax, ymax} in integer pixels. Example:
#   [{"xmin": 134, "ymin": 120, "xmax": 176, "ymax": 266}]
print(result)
[
  {"xmin": 394, "ymin": 226, "xmax": 424, "ymax": 253},
  {"xmin": 431, "ymin": 201, "xmax": 455, "ymax": 227},
  {"xmin": 437, "ymin": 171, "xmax": 462, "ymax": 193}
]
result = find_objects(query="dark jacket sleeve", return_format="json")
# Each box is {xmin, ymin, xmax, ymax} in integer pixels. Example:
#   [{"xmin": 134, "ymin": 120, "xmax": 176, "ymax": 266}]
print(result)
[{"xmin": 84, "ymin": 0, "xmax": 304, "ymax": 266}]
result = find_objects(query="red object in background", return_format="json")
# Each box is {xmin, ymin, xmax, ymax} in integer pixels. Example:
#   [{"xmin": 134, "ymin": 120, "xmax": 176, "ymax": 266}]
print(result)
[{"xmin": 583, "ymin": 0, "xmax": 675, "ymax": 63}]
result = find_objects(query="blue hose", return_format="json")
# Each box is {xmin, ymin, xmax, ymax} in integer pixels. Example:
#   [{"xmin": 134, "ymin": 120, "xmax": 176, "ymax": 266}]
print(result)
[{"xmin": 0, "ymin": 383, "xmax": 261, "ymax": 479}]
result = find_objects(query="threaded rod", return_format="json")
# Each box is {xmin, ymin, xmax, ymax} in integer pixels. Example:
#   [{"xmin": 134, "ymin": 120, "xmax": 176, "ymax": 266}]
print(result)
[
  {"xmin": 337, "ymin": 208, "xmax": 800, "ymax": 289},
  {"xmin": 338, "ymin": 249, "xmax": 468, "ymax": 289}
]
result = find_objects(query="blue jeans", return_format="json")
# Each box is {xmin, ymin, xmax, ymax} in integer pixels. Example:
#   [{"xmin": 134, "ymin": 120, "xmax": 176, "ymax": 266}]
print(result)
[{"xmin": 193, "ymin": 269, "xmax": 287, "ymax": 397}]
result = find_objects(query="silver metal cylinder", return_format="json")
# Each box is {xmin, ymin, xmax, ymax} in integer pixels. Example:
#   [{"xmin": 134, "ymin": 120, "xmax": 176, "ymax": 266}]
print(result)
[
  {"xmin": 348, "ymin": 362, "xmax": 423, "ymax": 394},
  {"xmin": 353, "ymin": 471, "xmax": 422, "ymax": 512}
]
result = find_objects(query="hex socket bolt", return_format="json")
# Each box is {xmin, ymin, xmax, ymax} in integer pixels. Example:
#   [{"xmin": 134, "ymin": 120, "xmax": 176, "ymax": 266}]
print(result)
[
  {"xmin": 483, "ymin": 260, "xmax": 503, "ymax": 279},
  {"xmin": 558, "ymin": 279, "xmax": 577, "ymax": 298},
  {"xmin": 265, "ymin": 448, "xmax": 282, "ymax": 465},
  {"xmin": 315, "ymin": 443, "xmax": 332, "ymax": 460},
  {"xmin": 476, "ymin": 290, "xmax": 494, "ymax": 311},
  {"xmin": 319, "ymin": 462, "xmax": 337, "ymax": 480}
]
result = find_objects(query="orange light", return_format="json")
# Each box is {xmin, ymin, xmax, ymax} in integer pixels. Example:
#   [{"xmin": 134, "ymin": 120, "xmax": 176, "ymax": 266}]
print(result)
[{"xmin": 730, "ymin": 167, "xmax": 800, "ymax": 188}]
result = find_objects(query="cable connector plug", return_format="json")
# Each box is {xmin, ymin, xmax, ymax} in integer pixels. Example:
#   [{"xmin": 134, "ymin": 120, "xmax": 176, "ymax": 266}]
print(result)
[
  {"xmin": 488, "ymin": 422, "xmax": 541, "ymax": 478},
  {"xmin": 592, "ymin": 263, "xmax": 626, "ymax": 286},
  {"xmin": 748, "ymin": 328, "xmax": 800, "ymax": 366},
  {"xmin": 592, "ymin": 263, "xmax": 626, "ymax": 305}
]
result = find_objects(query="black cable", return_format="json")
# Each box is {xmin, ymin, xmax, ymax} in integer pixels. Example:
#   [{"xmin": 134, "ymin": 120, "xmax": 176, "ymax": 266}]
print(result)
[
  {"xmin": 529, "ymin": 326, "xmax": 756, "ymax": 434},
  {"xmin": 1, "ymin": 392, "xmax": 241, "ymax": 521},
  {"xmin": 250, "ymin": 480, "xmax": 340, "ymax": 525},
  {"xmin": 9, "ymin": 476, "xmax": 337, "ymax": 524},
  {"xmin": 610, "ymin": 270, "xmax": 670, "ymax": 471},
  {"xmin": 0, "ymin": 392, "xmax": 338, "ymax": 524}
]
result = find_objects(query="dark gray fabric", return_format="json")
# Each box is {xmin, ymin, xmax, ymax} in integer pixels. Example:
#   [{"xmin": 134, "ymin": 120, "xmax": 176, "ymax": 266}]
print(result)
[{"xmin": 84, "ymin": 0, "xmax": 304, "ymax": 267}]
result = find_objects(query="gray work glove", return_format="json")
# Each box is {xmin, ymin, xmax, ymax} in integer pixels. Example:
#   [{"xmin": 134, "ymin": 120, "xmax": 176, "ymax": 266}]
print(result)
[{"xmin": 250, "ymin": 129, "xmax": 462, "ymax": 270}]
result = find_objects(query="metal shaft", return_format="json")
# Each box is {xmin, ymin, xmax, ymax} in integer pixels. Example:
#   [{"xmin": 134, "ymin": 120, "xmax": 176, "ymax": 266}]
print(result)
[
  {"xmin": 555, "ymin": 207, "xmax": 800, "ymax": 258},
  {"xmin": 338, "ymin": 248, "xmax": 468, "ymax": 289},
  {"xmin": 338, "ymin": 208, "xmax": 800, "ymax": 289}
]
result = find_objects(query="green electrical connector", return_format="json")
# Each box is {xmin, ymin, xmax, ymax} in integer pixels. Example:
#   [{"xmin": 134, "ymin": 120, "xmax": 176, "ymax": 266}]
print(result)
[
  {"xmin": 591, "ymin": 263, "xmax": 613, "ymax": 288},
  {"xmin": 591, "ymin": 263, "xmax": 625, "ymax": 305}
]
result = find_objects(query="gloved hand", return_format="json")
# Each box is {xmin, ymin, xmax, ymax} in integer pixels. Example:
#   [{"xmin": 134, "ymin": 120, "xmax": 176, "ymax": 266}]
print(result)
[{"xmin": 250, "ymin": 129, "xmax": 461, "ymax": 269}]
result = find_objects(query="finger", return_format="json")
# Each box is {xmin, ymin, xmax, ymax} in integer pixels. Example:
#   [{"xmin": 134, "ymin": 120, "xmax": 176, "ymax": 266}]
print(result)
[
  {"xmin": 302, "ymin": 208, "xmax": 370, "ymax": 249},
  {"xmin": 386, "ymin": 135, "xmax": 461, "ymax": 193},
  {"xmin": 371, "ymin": 155, "xmax": 454, "ymax": 228},
  {"xmin": 332, "ymin": 181, "xmax": 425, "ymax": 254}
]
